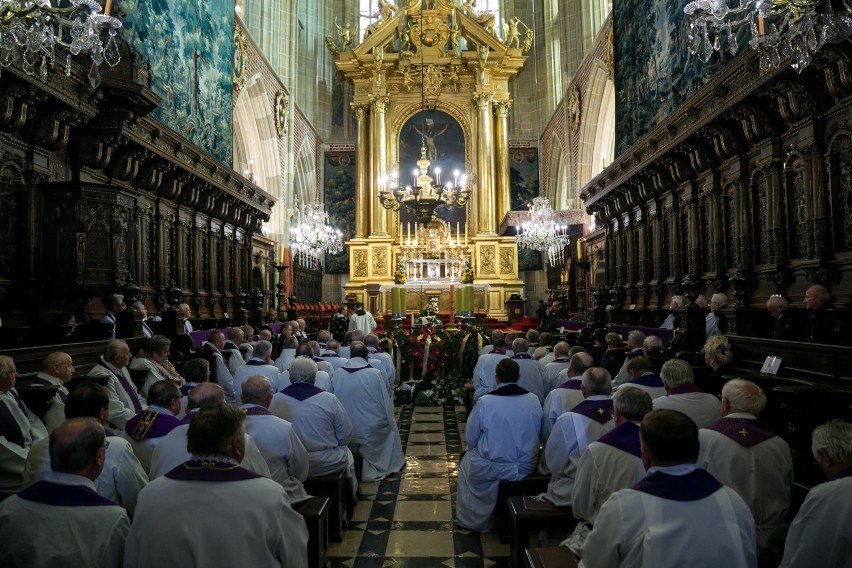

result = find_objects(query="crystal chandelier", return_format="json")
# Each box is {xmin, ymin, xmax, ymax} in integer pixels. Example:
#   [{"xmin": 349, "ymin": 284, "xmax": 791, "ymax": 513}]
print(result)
[
  {"xmin": 516, "ymin": 196, "xmax": 570, "ymax": 266},
  {"xmin": 684, "ymin": 0, "xmax": 852, "ymax": 73},
  {"xmin": 0, "ymin": 0, "xmax": 123, "ymax": 88},
  {"xmin": 379, "ymin": 145, "xmax": 472, "ymax": 225},
  {"xmin": 289, "ymin": 202, "xmax": 344, "ymax": 255}
]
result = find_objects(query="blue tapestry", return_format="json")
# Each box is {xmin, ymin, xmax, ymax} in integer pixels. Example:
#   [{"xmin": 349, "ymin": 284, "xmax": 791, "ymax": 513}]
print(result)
[
  {"xmin": 398, "ymin": 110, "xmax": 467, "ymax": 228},
  {"xmin": 614, "ymin": 0, "xmax": 743, "ymax": 156},
  {"xmin": 324, "ymin": 152, "xmax": 356, "ymax": 274},
  {"xmin": 510, "ymin": 148, "xmax": 543, "ymax": 271},
  {"xmin": 120, "ymin": 0, "xmax": 234, "ymax": 164}
]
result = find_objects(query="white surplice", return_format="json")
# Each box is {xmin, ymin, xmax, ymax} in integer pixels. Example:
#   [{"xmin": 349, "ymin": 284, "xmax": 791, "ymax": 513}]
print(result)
[
  {"xmin": 472, "ymin": 352, "xmax": 509, "ymax": 401},
  {"xmin": 86, "ymin": 362, "xmax": 147, "ymax": 429},
  {"xmin": 242, "ymin": 405, "xmax": 309, "ymax": 503}
]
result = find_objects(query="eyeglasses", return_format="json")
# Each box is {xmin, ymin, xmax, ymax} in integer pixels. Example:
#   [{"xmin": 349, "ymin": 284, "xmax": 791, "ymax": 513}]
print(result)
[{"xmin": 103, "ymin": 440, "xmax": 110, "ymax": 450}]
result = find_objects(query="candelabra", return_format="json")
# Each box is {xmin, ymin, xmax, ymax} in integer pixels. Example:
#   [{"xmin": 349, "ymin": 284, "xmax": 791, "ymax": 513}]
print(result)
[
  {"xmin": 273, "ymin": 263, "xmax": 287, "ymax": 321},
  {"xmin": 0, "ymin": 0, "xmax": 123, "ymax": 87},
  {"xmin": 378, "ymin": 144, "xmax": 472, "ymax": 225},
  {"xmin": 684, "ymin": 0, "xmax": 852, "ymax": 73}
]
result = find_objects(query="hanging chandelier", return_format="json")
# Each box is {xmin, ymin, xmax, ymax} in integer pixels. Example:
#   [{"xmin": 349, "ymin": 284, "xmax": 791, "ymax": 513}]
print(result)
[
  {"xmin": 0, "ymin": 0, "xmax": 123, "ymax": 88},
  {"xmin": 516, "ymin": 196, "xmax": 570, "ymax": 265},
  {"xmin": 289, "ymin": 202, "xmax": 344, "ymax": 255},
  {"xmin": 376, "ymin": 2, "xmax": 472, "ymax": 226},
  {"xmin": 684, "ymin": 0, "xmax": 852, "ymax": 73}
]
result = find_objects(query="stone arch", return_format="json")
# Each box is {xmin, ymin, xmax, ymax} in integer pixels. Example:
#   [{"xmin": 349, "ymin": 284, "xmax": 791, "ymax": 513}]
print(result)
[
  {"xmin": 233, "ymin": 73, "xmax": 284, "ymax": 238},
  {"xmin": 576, "ymin": 61, "xmax": 615, "ymax": 190},
  {"xmin": 293, "ymin": 141, "xmax": 317, "ymax": 215},
  {"xmin": 546, "ymin": 136, "xmax": 567, "ymax": 208}
]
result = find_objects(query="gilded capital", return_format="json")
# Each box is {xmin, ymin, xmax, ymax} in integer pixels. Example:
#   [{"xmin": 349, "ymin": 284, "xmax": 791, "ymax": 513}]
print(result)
[
  {"xmin": 473, "ymin": 93, "xmax": 493, "ymax": 112},
  {"xmin": 370, "ymin": 95, "xmax": 390, "ymax": 112},
  {"xmin": 494, "ymin": 101, "xmax": 512, "ymax": 118},
  {"xmin": 351, "ymin": 103, "xmax": 369, "ymax": 121}
]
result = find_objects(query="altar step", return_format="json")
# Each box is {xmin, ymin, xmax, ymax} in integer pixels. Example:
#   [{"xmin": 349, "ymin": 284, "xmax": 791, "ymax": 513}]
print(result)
[
  {"xmin": 508, "ymin": 316, "xmax": 541, "ymax": 333},
  {"xmin": 376, "ymin": 312, "xmax": 507, "ymax": 333}
]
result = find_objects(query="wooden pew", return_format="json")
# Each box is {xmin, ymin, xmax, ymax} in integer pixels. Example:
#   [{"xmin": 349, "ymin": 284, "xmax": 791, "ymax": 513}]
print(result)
[
  {"xmin": 303, "ymin": 470, "xmax": 348, "ymax": 542},
  {"xmin": 495, "ymin": 474, "xmax": 550, "ymax": 543},
  {"xmin": 524, "ymin": 546, "xmax": 579, "ymax": 568},
  {"xmin": 292, "ymin": 496, "xmax": 331, "ymax": 568},
  {"xmin": 509, "ymin": 496, "xmax": 577, "ymax": 568}
]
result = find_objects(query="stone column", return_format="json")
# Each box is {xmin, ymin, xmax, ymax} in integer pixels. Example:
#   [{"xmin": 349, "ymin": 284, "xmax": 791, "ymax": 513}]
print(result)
[
  {"xmin": 474, "ymin": 93, "xmax": 495, "ymax": 234},
  {"xmin": 370, "ymin": 96, "xmax": 389, "ymax": 235},
  {"xmin": 494, "ymin": 101, "xmax": 511, "ymax": 227},
  {"xmin": 353, "ymin": 103, "xmax": 370, "ymax": 239}
]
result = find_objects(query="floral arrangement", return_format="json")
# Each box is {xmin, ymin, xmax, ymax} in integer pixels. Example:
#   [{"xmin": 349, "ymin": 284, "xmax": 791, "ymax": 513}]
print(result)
[
  {"xmin": 461, "ymin": 262, "xmax": 474, "ymax": 284},
  {"xmin": 393, "ymin": 259, "xmax": 407, "ymax": 285}
]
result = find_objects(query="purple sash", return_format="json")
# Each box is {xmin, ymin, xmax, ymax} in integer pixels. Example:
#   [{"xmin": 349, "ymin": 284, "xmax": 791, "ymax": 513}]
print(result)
[
  {"xmin": 313, "ymin": 357, "xmax": 326, "ymax": 364},
  {"xmin": 243, "ymin": 406, "xmax": 273, "ymax": 416},
  {"xmin": 831, "ymin": 466, "xmax": 852, "ymax": 481},
  {"xmin": 245, "ymin": 360, "xmax": 268, "ymax": 367},
  {"xmin": 705, "ymin": 417, "xmax": 777, "ymax": 448},
  {"xmin": 629, "ymin": 374, "xmax": 664, "ymax": 388},
  {"xmin": 597, "ymin": 421, "xmax": 642, "ymax": 458},
  {"xmin": 552, "ymin": 358, "xmax": 570, "ymax": 363},
  {"xmin": 165, "ymin": 459, "xmax": 263, "ymax": 482},
  {"xmin": 489, "ymin": 383, "xmax": 530, "ymax": 397},
  {"xmin": 10, "ymin": 390, "xmax": 28, "ymax": 416},
  {"xmin": 570, "ymin": 398, "xmax": 614, "ymax": 424},
  {"xmin": 179, "ymin": 383, "xmax": 199, "ymax": 397},
  {"xmin": 320, "ymin": 353, "xmax": 337, "ymax": 357},
  {"xmin": 224, "ymin": 341, "xmax": 239, "ymax": 351},
  {"xmin": 125, "ymin": 410, "xmax": 181, "ymax": 440},
  {"xmin": 180, "ymin": 409, "xmax": 199, "ymax": 425},
  {"xmin": 511, "ymin": 353, "xmax": 534, "ymax": 360},
  {"xmin": 633, "ymin": 469, "xmax": 722, "ymax": 502},
  {"xmin": 18, "ymin": 480, "xmax": 117, "ymax": 507},
  {"xmin": 367, "ymin": 347, "xmax": 385, "ymax": 354},
  {"xmin": 282, "ymin": 382, "xmax": 324, "ymax": 401},
  {"xmin": 341, "ymin": 364, "xmax": 374, "ymax": 373},
  {"xmin": 0, "ymin": 396, "xmax": 25, "ymax": 447},
  {"xmin": 558, "ymin": 379, "xmax": 583, "ymax": 390},
  {"xmin": 668, "ymin": 384, "xmax": 702, "ymax": 396},
  {"xmin": 100, "ymin": 364, "xmax": 143, "ymax": 413}
]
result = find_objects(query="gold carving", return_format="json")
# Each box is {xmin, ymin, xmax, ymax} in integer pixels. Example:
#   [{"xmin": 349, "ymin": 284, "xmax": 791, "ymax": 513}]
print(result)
[
  {"xmin": 373, "ymin": 249, "xmax": 388, "ymax": 275},
  {"xmin": 500, "ymin": 248, "xmax": 514, "ymax": 274},
  {"xmin": 494, "ymin": 101, "xmax": 511, "ymax": 118},
  {"xmin": 423, "ymin": 64, "xmax": 443, "ymax": 99},
  {"xmin": 233, "ymin": 26, "xmax": 248, "ymax": 92},
  {"xmin": 481, "ymin": 245, "xmax": 496, "ymax": 274},
  {"xmin": 351, "ymin": 103, "xmax": 368, "ymax": 121},
  {"xmin": 502, "ymin": 17, "xmax": 523, "ymax": 49},
  {"xmin": 354, "ymin": 250, "xmax": 368, "ymax": 277},
  {"xmin": 569, "ymin": 86, "xmax": 581, "ymax": 134},
  {"xmin": 274, "ymin": 90, "xmax": 288, "ymax": 138},
  {"xmin": 473, "ymin": 92, "xmax": 493, "ymax": 112},
  {"xmin": 370, "ymin": 95, "xmax": 390, "ymax": 112}
]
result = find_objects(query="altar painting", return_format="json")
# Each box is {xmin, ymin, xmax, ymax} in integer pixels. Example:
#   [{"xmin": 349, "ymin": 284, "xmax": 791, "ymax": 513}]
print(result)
[
  {"xmin": 323, "ymin": 152, "xmax": 356, "ymax": 274},
  {"xmin": 510, "ymin": 148, "xmax": 543, "ymax": 271}
]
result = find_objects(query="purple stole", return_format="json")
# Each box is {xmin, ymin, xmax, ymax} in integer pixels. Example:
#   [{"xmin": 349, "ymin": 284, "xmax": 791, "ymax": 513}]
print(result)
[
  {"xmin": 125, "ymin": 410, "xmax": 181, "ymax": 440},
  {"xmin": 629, "ymin": 374, "xmax": 664, "ymax": 388},
  {"xmin": 558, "ymin": 379, "xmax": 583, "ymax": 390},
  {"xmin": 830, "ymin": 466, "xmax": 852, "ymax": 481},
  {"xmin": 179, "ymin": 383, "xmax": 199, "ymax": 397},
  {"xmin": 0, "ymin": 395, "xmax": 25, "ymax": 447},
  {"xmin": 341, "ymin": 364, "xmax": 374, "ymax": 373},
  {"xmin": 570, "ymin": 398, "xmax": 614, "ymax": 424},
  {"xmin": 282, "ymin": 382, "xmax": 324, "ymax": 401},
  {"xmin": 597, "ymin": 421, "xmax": 642, "ymax": 458},
  {"xmin": 313, "ymin": 357, "xmax": 326, "ymax": 364},
  {"xmin": 30, "ymin": 377, "xmax": 67, "ymax": 402},
  {"xmin": 668, "ymin": 384, "xmax": 702, "ymax": 396},
  {"xmin": 99, "ymin": 364, "xmax": 143, "ymax": 413},
  {"xmin": 489, "ymin": 383, "xmax": 529, "ymax": 397},
  {"xmin": 180, "ymin": 409, "xmax": 200, "ymax": 425},
  {"xmin": 633, "ymin": 468, "xmax": 723, "ymax": 501},
  {"xmin": 245, "ymin": 360, "xmax": 268, "ymax": 367},
  {"xmin": 165, "ymin": 459, "xmax": 263, "ymax": 482},
  {"xmin": 18, "ymin": 480, "xmax": 117, "ymax": 507},
  {"xmin": 511, "ymin": 353, "xmax": 534, "ymax": 360},
  {"xmin": 367, "ymin": 347, "xmax": 384, "ymax": 354},
  {"xmin": 552, "ymin": 358, "xmax": 570, "ymax": 364},
  {"xmin": 224, "ymin": 341, "xmax": 239, "ymax": 351},
  {"xmin": 321, "ymin": 353, "xmax": 337, "ymax": 357},
  {"xmin": 490, "ymin": 349, "xmax": 506, "ymax": 355},
  {"xmin": 243, "ymin": 406, "xmax": 273, "ymax": 416},
  {"xmin": 705, "ymin": 417, "xmax": 777, "ymax": 448}
]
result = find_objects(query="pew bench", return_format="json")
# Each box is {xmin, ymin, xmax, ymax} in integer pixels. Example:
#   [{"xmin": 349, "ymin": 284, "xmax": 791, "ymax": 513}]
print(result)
[
  {"xmin": 303, "ymin": 469, "xmax": 348, "ymax": 542},
  {"xmin": 495, "ymin": 474, "xmax": 550, "ymax": 543},
  {"xmin": 292, "ymin": 496, "xmax": 331, "ymax": 568},
  {"xmin": 523, "ymin": 546, "xmax": 579, "ymax": 568},
  {"xmin": 508, "ymin": 496, "xmax": 577, "ymax": 568}
]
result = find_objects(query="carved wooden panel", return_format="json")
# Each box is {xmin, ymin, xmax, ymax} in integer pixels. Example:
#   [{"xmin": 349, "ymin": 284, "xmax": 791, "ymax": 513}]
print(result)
[
  {"xmin": 481, "ymin": 245, "xmax": 496, "ymax": 274},
  {"xmin": 354, "ymin": 250, "xmax": 368, "ymax": 277},
  {"xmin": 752, "ymin": 172, "xmax": 769, "ymax": 265},
  {"xmin": 836, "ymin": 139, "xmax": 852, "ymax": 253},
  {"xmin": 372, "ymin": 248, "xmax": 387, "ymax": 276},
  {"xmin": 500, "ymin": 248, "xmax": 514, "ymax": 274}
]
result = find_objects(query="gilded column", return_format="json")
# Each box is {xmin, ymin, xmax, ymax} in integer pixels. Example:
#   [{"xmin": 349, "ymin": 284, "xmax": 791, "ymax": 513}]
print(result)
[
  {"xmin": 494, "ymin": 101, "xmax": 511, "ymax": 228},
  {"xmin": 352, "ymin": 103, "xmax": 370, "ymax": 238},
  {"xmin": 370, "ymin": 95, "xmax": 389, "ymax": 235},
  {"xmin": 474, "ymin": 93, "xmax": 495, "ymax": 234}
]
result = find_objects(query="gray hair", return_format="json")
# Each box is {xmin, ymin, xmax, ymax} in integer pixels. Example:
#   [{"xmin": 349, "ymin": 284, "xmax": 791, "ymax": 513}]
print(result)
[
  {"xmin": 241, "ymin": 375, "xmax": 272, "ymax": 405},
  {"xmin": 282, "ymin": 335, "xmax": 299, "ymax": 349},
  {"xmin": 704, "ymin": 336, "xmax": 733, "ymax": 366},
  {"xmin": 187, "ymin": 383, "xmax": 224, "ymax": 410},
  {"xmin": 307, "ymin": 340, "xmax": 321, "ymax": 357},
  {"xmin": 710, "ymin": 293, "xmax": 728, "ymax": 308},
  {"xmin": 229, "ymin": 327, "xmax": 245, "ymax": 342},
  {"xmin": 326, "ymin": 340, "xmax": 340, "ymax": 353},
  {"xmin": 187, "ymin": 404, "xmax": 246, "ymax": 456},
  {"xmin": 289, "ymin": 357, "xmax": 318, "ymax": 384},
  {"xmin": 766, "ymin": 295, "xmax": 789, "ymax": 310},
  {"xmin": 643, "ymin": 335, "xmax": 663, "ymax": 351},
  {"xmin": 491, "ymin": 329, "xmax": 504, "ymax": 341},
  {"xmin": 364, "ymin": 334, "xmax": 380, "ymax": 348},
  {"xmin": 670, "ymin": 295, "xmax": 685, "ymax": 309},
  {"xmin": 625, "ymin": 356, "xmax": 655, "ymax": 375},
  {"xmin": 722, "ymin": 379, "xmax": 766, "ymax": 415},
  {"xmin": 613, "ymin": 387, "xmax": 653, "ymax": 421},
  {"xmin": 627, "ymin": 330, "xmax": 646, "ymax": 348},
  {"xmin": 660, "ymin": 359, "xmax": 695, "ymax": 388},
  {"xmin": 103, "ymin": 340, "xmax": 128, "ymax": 363},
  {"xmin": 554, "ymin": 341, "xmax": 571, "ymax": 357},
  {"xmin": 107, "ymin": 294, "xmax": 124, "ymax": 308},
  {"xmin": 145, "ymin": 335, "xmax": 171, "ymax": 357},
  {"xmin": 812, "ymin": 419, "xmax": 852, "ymax": 464},
  {"xmin": 49, "ymin": 417, "xmax": 104, "ymax": 474},
  {"xmin": 351, "ymin": 329, "xmax": 365, "ymax": 342},
  {"xmin": 317, "ymin": 330, "xmax": 331, "ymax": 343},
  {"xmin": 807, "ymin": 285, "xmax": 830, "ymax": 303},
  {"xmin": 581, "ymin": 367, "xmax": 612, "ymax": 396},
  {"xmin": 512, "ymin": 337, "xmax": 529, "ymax": 354},
  {"xmin": 526, "ymin": 329, "xmax": 539, "ymax": 343},
  {"xmin": 131, "ymin": 300, "xmax": 145, "ymax": 311},
  {"xmin": 532, "ymin": 347, "xmax": 548, "ymax": 360},
  {"xmin": 183, "ymin": 358, "xmax": 210, "ymax": 383},
  {"xmin": 253, "ymin": 340, "xmax": 273, "ymax": 360},
  {"xmin": 0, "ymin": 355, "xmax": 14, "ymax": 379},
  {"xmin": 570, "ymin": 352, "xmax": 594, "ymax": 376}
]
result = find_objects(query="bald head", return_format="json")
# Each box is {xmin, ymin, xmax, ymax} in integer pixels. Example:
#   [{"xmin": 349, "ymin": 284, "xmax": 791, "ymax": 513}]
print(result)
[
  {"xmin": 187, "ymin": 382, "xmax": 225, "ymax": 410},
  {"xmin": 241, "ymin": 376, "xmax": 273, "ymax": 407},
  {"xmin": 554, "ymin": 341, "xmax": 571, "ymax": 358},
  {"xmin": 568, "ymin": 352, "xmax": 594, "ymax": 378},
  {"xmin": 43, "ymin": 352, "xmax": 75, "ymax": 383},
  {"xmin": 50, "ymin": 417, "xmax": 105, "ymax": 480}
]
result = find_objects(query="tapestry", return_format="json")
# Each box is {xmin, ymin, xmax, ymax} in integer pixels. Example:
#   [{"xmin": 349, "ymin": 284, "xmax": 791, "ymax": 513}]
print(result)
[
  {"xmin": 510, "ymin": 147, "xmax": 543, "ymax": 271},
  {"xmin": 398, "ymin": 110, "xmax": 467, "ymax": 229},
  {"xmin": 324, "ymin": 152, "xmax": 356, "ymax": 273},
  {"xmin": 613, "ymin": 0, "xmax": 744, "ymax": 156},
  {"xmin": 120, "ymin": 0, "xmax": 234, "ymax": 164}
]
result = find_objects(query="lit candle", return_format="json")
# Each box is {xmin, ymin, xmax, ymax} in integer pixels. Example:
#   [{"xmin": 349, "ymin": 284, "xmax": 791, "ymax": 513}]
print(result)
[
  {"xmin": 104, "ymin": 0, "xmax": 112, "ymax": 15},
  {"xmin": 456, "ymin": 222, "xmax": 460, "ymax": 241},
  {"xmin": 435, "ymin": 167, "xmax": 441, "ymax": 185},
  {"xmin": 407, "ymin": 222, "xmax": 411, "ymax": 244},
  {"xmin": 464, "ymin": 222, "xmax": 468, "ymax": 247}
]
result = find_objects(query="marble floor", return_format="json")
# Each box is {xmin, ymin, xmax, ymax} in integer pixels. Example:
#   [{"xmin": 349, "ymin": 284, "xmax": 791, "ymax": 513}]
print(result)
[{"xmin": 328, "ymin": 406, "xmax": 511, "ymax": 568}]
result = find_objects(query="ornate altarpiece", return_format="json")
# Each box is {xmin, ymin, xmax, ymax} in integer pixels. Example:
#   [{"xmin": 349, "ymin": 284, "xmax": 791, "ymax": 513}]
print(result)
[{"xmin": 330, "ymin": 0, "xmax": 530, "ymax": 318}]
